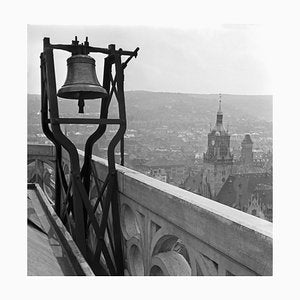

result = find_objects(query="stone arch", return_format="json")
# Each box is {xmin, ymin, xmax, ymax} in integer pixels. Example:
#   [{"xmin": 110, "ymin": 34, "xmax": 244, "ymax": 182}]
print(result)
[
  {"xmin": 150, "ymin": 251, "xmax": 191, "ymax": 276},
  {"xmin": 120, "ymin": 203, "xmax": 140, "ymax": 241},
  {"xmin": 126, "ymin": 236, "xmax": 144, "ymax": 276},
  {"xmin": 150, "ymin": 233, "xmax": 191, "ymax": 276}
]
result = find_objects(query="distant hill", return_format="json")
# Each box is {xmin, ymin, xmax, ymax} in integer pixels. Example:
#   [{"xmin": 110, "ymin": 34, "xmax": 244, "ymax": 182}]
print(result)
[
  {"xmin": 28, "ymin": 91, "xmax": 272, "ymax": 123},
  {"xmin": 125, "ymin": 91, "xmax": 273, "ymax": 122}
]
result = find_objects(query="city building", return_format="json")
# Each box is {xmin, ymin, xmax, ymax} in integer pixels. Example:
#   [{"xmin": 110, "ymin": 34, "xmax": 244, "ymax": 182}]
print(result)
[
  {"xmin": 142, "ymin": 158, "xmax": 187, "ymax": 185},
  {"xmin": 240, "ymin": 134, "xmax": 254, "ymax": 164},
  {"xmin": 182, "ymin": 97, "xmax": 273, "ymax": 222},
  {"xmin": 233, "ymin": 133, "xmax": 269, "ymax": 174},
  {"xmin": 216, "ymin": 173, "xmax": 272, "ymax": 222},
  {"xmin": 184, "ymin": 96, "xmax": 233, "ymax": 199}
]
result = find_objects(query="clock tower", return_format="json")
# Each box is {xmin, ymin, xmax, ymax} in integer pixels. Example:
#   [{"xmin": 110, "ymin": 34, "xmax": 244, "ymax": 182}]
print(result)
[{"xmin": 202, "ymin": 94, "xmax": 233, "ymax": 199}]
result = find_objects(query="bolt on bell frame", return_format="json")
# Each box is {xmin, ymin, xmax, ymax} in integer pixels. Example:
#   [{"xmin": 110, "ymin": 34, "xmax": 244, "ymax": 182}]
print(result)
[{"xmin": 40, "ymin": 36, "xmax": 139, "ymax": 275}]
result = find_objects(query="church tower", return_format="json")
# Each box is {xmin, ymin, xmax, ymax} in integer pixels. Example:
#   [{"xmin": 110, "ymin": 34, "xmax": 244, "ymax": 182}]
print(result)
[
  {"xmin": 240, "ymin": 134, "xmax": 253, "ymax": 164},
  {"xmin": 202, "ymin": 94, "xmax": 233, "ymax": 199}
]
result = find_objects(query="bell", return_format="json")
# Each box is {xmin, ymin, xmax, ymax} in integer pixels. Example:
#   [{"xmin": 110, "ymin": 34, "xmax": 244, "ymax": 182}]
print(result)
[{"xmin": 57, "ymin": 54, "xmax": 107, "ymax": 102}]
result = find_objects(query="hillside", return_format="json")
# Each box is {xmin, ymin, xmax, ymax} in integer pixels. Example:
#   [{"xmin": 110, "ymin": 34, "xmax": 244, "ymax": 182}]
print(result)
[
  {"xmin": 125, "ymin": 91, "xmax": 272, "ymax": 122},
  {"xmin": 28, "ymin": 91, "xmax": 272, "ymax": 138},
  {"xmin": 28, "ymin": 91, "xmax": 272, "ymax": 121}
]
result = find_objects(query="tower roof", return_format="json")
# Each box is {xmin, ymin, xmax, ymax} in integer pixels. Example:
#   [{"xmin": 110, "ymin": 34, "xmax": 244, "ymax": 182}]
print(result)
[
  {"xmin": 242, "ymin": 134, "xmax": 253, "ymax": 144},
  {"xmin": 213, "ymin": 93, "xmax": 226, "ymax": 133}
]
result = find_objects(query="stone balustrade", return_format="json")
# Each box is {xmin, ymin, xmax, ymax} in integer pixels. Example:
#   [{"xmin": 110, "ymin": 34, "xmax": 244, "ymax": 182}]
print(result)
[{"xmin": 27, "ymin": 144, "xmax": 272, "ymax": 276}]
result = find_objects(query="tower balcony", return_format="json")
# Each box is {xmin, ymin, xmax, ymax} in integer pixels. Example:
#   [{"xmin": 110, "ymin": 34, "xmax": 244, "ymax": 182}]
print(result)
[{"xmin": 28, "ymin": 143, "xmax": 272, "ymax": 276}]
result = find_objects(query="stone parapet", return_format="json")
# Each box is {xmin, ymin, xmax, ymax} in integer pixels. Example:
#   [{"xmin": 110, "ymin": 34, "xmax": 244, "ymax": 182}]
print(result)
[{"xmin": 28, "ymin": 144, "xmax": 272, "ymax": 276}]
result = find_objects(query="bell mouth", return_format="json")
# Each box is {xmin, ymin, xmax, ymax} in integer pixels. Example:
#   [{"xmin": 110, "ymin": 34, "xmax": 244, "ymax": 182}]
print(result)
[{"xmin": 57, "ymin": 84, "xmax": 108, "ymax": 99}]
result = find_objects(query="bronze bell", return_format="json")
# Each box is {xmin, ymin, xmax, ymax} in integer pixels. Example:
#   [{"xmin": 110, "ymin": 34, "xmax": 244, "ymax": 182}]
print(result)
[{"xmin": 57, "ymin": 54, "xmax": 107, "ymax": 112}]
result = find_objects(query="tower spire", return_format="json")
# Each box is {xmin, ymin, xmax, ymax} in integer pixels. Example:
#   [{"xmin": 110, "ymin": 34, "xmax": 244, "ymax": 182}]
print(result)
[
  {"xmin": 218, "ymin": 93, "xmax": 222, "ymax": 114},
  {"xmin": 216, "ymin": 93, "xmax": 223, "ymax": 125}
]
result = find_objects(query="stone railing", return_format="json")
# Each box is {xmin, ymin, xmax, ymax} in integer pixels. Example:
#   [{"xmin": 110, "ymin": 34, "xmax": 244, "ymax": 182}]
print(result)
[{"xmin": 27, "ymin": 144, "xmax": 272, "ymax": 276}]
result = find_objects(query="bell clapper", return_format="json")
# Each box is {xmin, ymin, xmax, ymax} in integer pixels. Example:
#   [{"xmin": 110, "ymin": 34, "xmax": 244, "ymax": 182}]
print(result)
[{"xmin": 78, "ymin": 97, "xmax": 85, "ymax": 113}]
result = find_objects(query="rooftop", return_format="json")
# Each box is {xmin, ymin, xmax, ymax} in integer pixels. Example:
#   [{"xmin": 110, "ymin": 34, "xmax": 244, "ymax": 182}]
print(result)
[{"xmin": 143, "ymin": 158, "xmax": 186, "ymax": 168}]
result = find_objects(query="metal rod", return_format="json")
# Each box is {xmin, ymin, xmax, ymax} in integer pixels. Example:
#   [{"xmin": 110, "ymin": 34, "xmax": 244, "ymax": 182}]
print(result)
[
  {"xmin": 89, "ymin": 164, "xmax": 116, "ymax": 257},
  {"xmin": 110, "ymin": 52, "xmax": 125, "ymax": 274},
  {"xmin": 40, "ymin": 53, "xmax": 62, "ymax": 216},
  {"xmin": 48, "ymin": 118, "xmax": 123, "ymax": 125},
  {"xmin": 46, "ymin": 42, "xmax": 139, "ymax": 57},
  {"xmin": 92, "ymin": 174, "xmax": 110, "ymax": 214},
  {"xmin": 44, "ymin": 39, "xmax": 87, "ymax": 256},
  {"xmin": 120, "ymin": 136, "xmax": 124, "ymax": 166}
]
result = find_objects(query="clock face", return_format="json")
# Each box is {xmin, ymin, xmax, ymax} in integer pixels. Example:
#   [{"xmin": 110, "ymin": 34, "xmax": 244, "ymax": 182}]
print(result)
[{"xmin": 211, "ymin": 140, "xmax": 215, "ymax": 146}]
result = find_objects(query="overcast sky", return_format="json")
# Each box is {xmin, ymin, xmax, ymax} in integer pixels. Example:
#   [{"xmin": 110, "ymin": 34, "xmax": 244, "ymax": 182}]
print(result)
[{"xmin": 27, "ymin": 25, "xmax": 272, "ymax": 95}]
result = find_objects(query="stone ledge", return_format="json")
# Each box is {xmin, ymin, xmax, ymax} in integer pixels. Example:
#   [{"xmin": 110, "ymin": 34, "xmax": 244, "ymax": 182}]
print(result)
[{"xmin": 89, "ymin": 153, "xmax": 272, "ymax": 275}]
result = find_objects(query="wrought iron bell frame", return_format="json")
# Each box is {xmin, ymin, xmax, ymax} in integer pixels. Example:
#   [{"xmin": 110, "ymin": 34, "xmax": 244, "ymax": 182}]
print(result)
[{"xmin": 40, "ymin": 37, "xmax": 139, "ymax": 275}]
